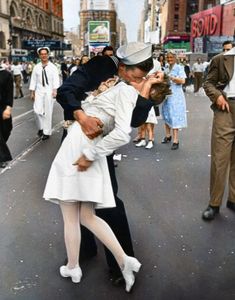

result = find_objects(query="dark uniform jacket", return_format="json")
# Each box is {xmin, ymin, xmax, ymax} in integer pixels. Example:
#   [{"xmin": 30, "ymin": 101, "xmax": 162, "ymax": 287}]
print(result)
[{"xmin": 56, "ymin": 55, "xmax": 153, "ymax": 128}]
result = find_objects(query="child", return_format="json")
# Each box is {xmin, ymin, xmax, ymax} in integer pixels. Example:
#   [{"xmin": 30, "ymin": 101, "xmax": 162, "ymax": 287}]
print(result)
[{"xmin": 134, "ymin": 72, "xmax": 172, "ymax": 149}]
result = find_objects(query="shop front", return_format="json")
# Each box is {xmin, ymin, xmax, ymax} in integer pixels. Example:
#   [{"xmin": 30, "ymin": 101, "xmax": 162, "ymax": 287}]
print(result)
[{"xmin": 163, "ymin": 35, "xmax": 191, "ymax": 58}]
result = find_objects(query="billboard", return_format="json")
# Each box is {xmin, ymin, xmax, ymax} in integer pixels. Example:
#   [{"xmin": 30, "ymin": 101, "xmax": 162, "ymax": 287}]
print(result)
[
  {"xmin": 88, "ymin": 21, "xmax": 110, "ymax": 43},
  {"xmin": 191, "ymin": 6, "xmax": 222, "ymax": 38}
]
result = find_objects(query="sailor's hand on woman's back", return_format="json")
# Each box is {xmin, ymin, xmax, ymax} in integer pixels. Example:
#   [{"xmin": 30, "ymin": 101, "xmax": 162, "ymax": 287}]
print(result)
[{"xmin": 73, "ymin": 110, "xmax": 103, "ymax": 139}]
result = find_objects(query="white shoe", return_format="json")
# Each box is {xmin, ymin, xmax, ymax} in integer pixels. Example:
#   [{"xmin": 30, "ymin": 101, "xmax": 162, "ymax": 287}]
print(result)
[
  {"xmin": 145, "ymin": 140, "xmax": 154, "ymax": 149},
  {"xmin": 121, "ymin": 256, "xmax": 141, "ymax": 292},
  {"xmin": 60, "ymin": 265, "xmax": 82, "ymax": 283},
  {"xmin": 135, "ymin": 139, "xmax": 146, "ymax": 147}
]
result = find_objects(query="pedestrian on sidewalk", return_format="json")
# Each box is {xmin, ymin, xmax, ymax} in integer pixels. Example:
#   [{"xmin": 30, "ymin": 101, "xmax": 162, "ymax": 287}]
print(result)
[
  {"xmin": 202, "ymin": 46, "xmax": 235, "ymax": 220},
  {"xmin": 222, "ymin": 40, "xmax": 233, "ymax": 52},
  {"xmin": 102, "ymin": 45, "xmax": 114, "ymax": 56},
  {"xmin": 11, "ymin": 61, "xmax": 24, "ymax": 99},
  {"xmin": 161, "ymin": 50, "xmax": 187, "ymax": 150},
  {"xmin": 0, "ymin": 65, "xmax": 13, "ymax": 168},
  {"xmin": 43, "ymin": 42, "xmax": 170, "ymax": 292},
  {"xmin": 29, "ymin": 47, "xmax": 60, "ymax": 140},
  {"xmin": 192, "ymin": 58, "xmax": 204, "ymax": 93}
]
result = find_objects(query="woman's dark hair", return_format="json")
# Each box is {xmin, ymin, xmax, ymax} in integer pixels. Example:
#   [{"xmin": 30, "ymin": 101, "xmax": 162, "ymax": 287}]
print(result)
[
  {"xmin": 158, "ymin": 53, "xmax": 166, "ymax": 67},
  {"xmin": 149, "ymin": 74, "xmax": 172, "ymax": 105},
  {"xmin": 125, "ymin": 57, "xmax": 153, "ymax": 73}
]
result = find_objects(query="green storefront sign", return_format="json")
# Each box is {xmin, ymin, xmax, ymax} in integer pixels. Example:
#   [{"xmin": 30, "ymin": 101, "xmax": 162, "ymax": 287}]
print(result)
[{"xmin": 164, "ymin": 41, "xmax": 191, "ymax": 51}]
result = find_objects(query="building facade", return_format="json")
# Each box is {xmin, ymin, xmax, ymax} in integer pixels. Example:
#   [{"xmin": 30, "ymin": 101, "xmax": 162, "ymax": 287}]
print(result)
[
  {"xmin": 0, "ymin": 0, "xmax": 64, "ymax": 60},
  {"xmin": 198, "ymin": 0, "xmax": 220, "ymax": 10},
  {"xmin": 160, "ymin": 0, "xmax": 199, "ymax": 56},
  {"xmin": 0, "ymin": 0, "xmax": 9, "ymax": 58},
  {"xmin": 191, "ymin": 0, "xmax": 235, "ymax": 57},
  {"xmin": 79, "ymin": 0, "xmax": 118, "ymax": 55},
  {"xmin": 142, "ymin": 0, "xmax": 161, "ymax": 45},
  {"xmin": 139, "ymin": 0, "xmax": 199, "ymax": 56},
  {"xmin": 116, "ymin": 19, "xmax": 127, "ymax": 47}
]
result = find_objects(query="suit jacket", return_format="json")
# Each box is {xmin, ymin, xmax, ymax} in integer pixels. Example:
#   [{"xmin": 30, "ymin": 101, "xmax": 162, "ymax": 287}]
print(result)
[{"xmin": 203, "ymin": 52, "xmax": 234, "ymax": 109}]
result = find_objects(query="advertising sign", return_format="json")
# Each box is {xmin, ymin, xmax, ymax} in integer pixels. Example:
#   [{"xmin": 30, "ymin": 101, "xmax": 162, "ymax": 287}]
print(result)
[
  {"xmin": 88, "ymin": 21, "xmax": 110, "ymax": 43},
  {"xmin": 191, "ymin": 6, "xmax": 222, "ymax": 38},
  {"xmin": 194, "ymin": 37, "xmax": 204, "ymax": 53},
  {"xmin": 22, "ymin": 40, "xmax": 71, "ymax": 50}
]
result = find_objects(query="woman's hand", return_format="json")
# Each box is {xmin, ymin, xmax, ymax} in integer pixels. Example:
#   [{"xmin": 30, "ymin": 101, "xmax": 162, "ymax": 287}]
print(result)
[
  {"xmin": 170, "ymin": 76, "xmax": 185, "ymax": 85},
  {"xmin": 73, "ymin": 154, "xmax": 93, "ymax": 171},
  {"xmin": 2, "ymin": 106, "xmax": 12, "ymax": 120}
]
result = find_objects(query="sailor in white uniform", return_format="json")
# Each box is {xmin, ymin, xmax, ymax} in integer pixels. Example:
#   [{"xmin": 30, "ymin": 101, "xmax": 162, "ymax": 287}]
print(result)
[{"xmin": 29, "ymin": 47, "xmax": 60, "ymax": 140}]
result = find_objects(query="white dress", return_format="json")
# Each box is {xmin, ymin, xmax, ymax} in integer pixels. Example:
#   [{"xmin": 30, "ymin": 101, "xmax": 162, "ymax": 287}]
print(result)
[
  {"xmin": 43, "ymin": 82, "xmax": 139, "ymax": 208},
  {"xmin": 144, "ymin": 60, "xmax": 161, "ymax": 124},
  {"xmin": 146, "ymin": 107, "xmax": 158, "ymax": 124}
]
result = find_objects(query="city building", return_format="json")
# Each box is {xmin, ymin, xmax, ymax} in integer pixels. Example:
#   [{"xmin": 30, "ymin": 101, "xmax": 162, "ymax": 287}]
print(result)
[
  {"xmin": 1, "ymin": 0, "xmax": 64, "ymax": 61},
  {"xmin": 191, "ymin": 0, "xmax": 235, "ymax": 57},
  {"xmin": 0, "ymin": 0, "xmax": 9, "ymax": 58},
  {"xmin": 142, "ymin": 0, "xmax": 161, "ymax": 45},
  {"xmin": 116, "ymin": 19, "xmax": 127, "ymax": 48},
  {"xmin": 79, "ymin": 0, "xmax": 118, "ymax": 55},
  {"xmin": 139, "ymin": 0, "xmax": 200, "ymax": 56},
  {"xmin": 63, "ymin": 27, "xmax": 81, "ymax": 57},
  {"xmin": 159, "ymin": 0, "xmax": 199, "ymax": 56},
  {"xmin": 198, "ymin": 0, "xmax": 220, "ymax": 10}
]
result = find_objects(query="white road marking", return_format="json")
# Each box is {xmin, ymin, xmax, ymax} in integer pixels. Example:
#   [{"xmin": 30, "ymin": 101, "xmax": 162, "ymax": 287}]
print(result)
[{"xmin": 13, "ymin": 109, "xmax": 34, "ymax": 122}]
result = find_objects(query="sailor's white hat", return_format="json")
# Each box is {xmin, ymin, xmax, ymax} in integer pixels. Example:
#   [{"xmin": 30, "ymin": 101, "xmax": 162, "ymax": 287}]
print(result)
[
  {"xmin": 37, "ymin": 47, "xmax": 50, "ymax": 54},
  {"xmin": 116, "ymin": 42, "xmax": 152, "ymax": 65}
]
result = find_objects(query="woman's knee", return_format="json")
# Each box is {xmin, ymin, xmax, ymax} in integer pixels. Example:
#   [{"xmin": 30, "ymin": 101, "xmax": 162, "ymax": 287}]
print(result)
[{"xmin": 80, "ymin": 203, "xmax": 95, "ymax": 227}]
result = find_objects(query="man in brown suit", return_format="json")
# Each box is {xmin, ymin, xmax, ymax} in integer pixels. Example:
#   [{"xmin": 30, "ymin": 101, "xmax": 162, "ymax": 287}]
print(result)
[{"xmin": 202, "ymin": 47, "xmax": 235, "ymax": 220}]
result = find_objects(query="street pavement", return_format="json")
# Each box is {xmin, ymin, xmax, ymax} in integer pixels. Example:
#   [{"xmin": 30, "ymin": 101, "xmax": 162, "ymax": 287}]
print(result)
[{"xmin": 0, "ymin": 84, "xmax": 235, "ymax": 300}]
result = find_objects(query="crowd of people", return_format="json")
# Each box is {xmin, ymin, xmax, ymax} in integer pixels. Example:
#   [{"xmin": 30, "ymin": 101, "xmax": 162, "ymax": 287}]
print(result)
[{"xmin": 0, "ymin": 39, "xmax": 235, "ymax": 293}]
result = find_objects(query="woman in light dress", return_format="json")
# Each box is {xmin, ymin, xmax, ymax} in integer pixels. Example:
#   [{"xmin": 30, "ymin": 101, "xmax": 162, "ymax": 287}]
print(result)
[{"xmin": 161, "ymin": 50, "xmax": 187, "ymax": 150}]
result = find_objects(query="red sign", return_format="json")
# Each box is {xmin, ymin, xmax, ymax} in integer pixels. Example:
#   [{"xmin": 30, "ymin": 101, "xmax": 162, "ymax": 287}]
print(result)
[{"xmin": 191, "ymin": 6, "xmax": 222, "ymax": 38}]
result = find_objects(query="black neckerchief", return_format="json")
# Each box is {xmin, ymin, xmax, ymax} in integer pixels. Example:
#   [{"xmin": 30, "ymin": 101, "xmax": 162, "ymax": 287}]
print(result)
[{"xmin": 42, "ymin": 64, "xmax": 49, "ymax": 86}]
